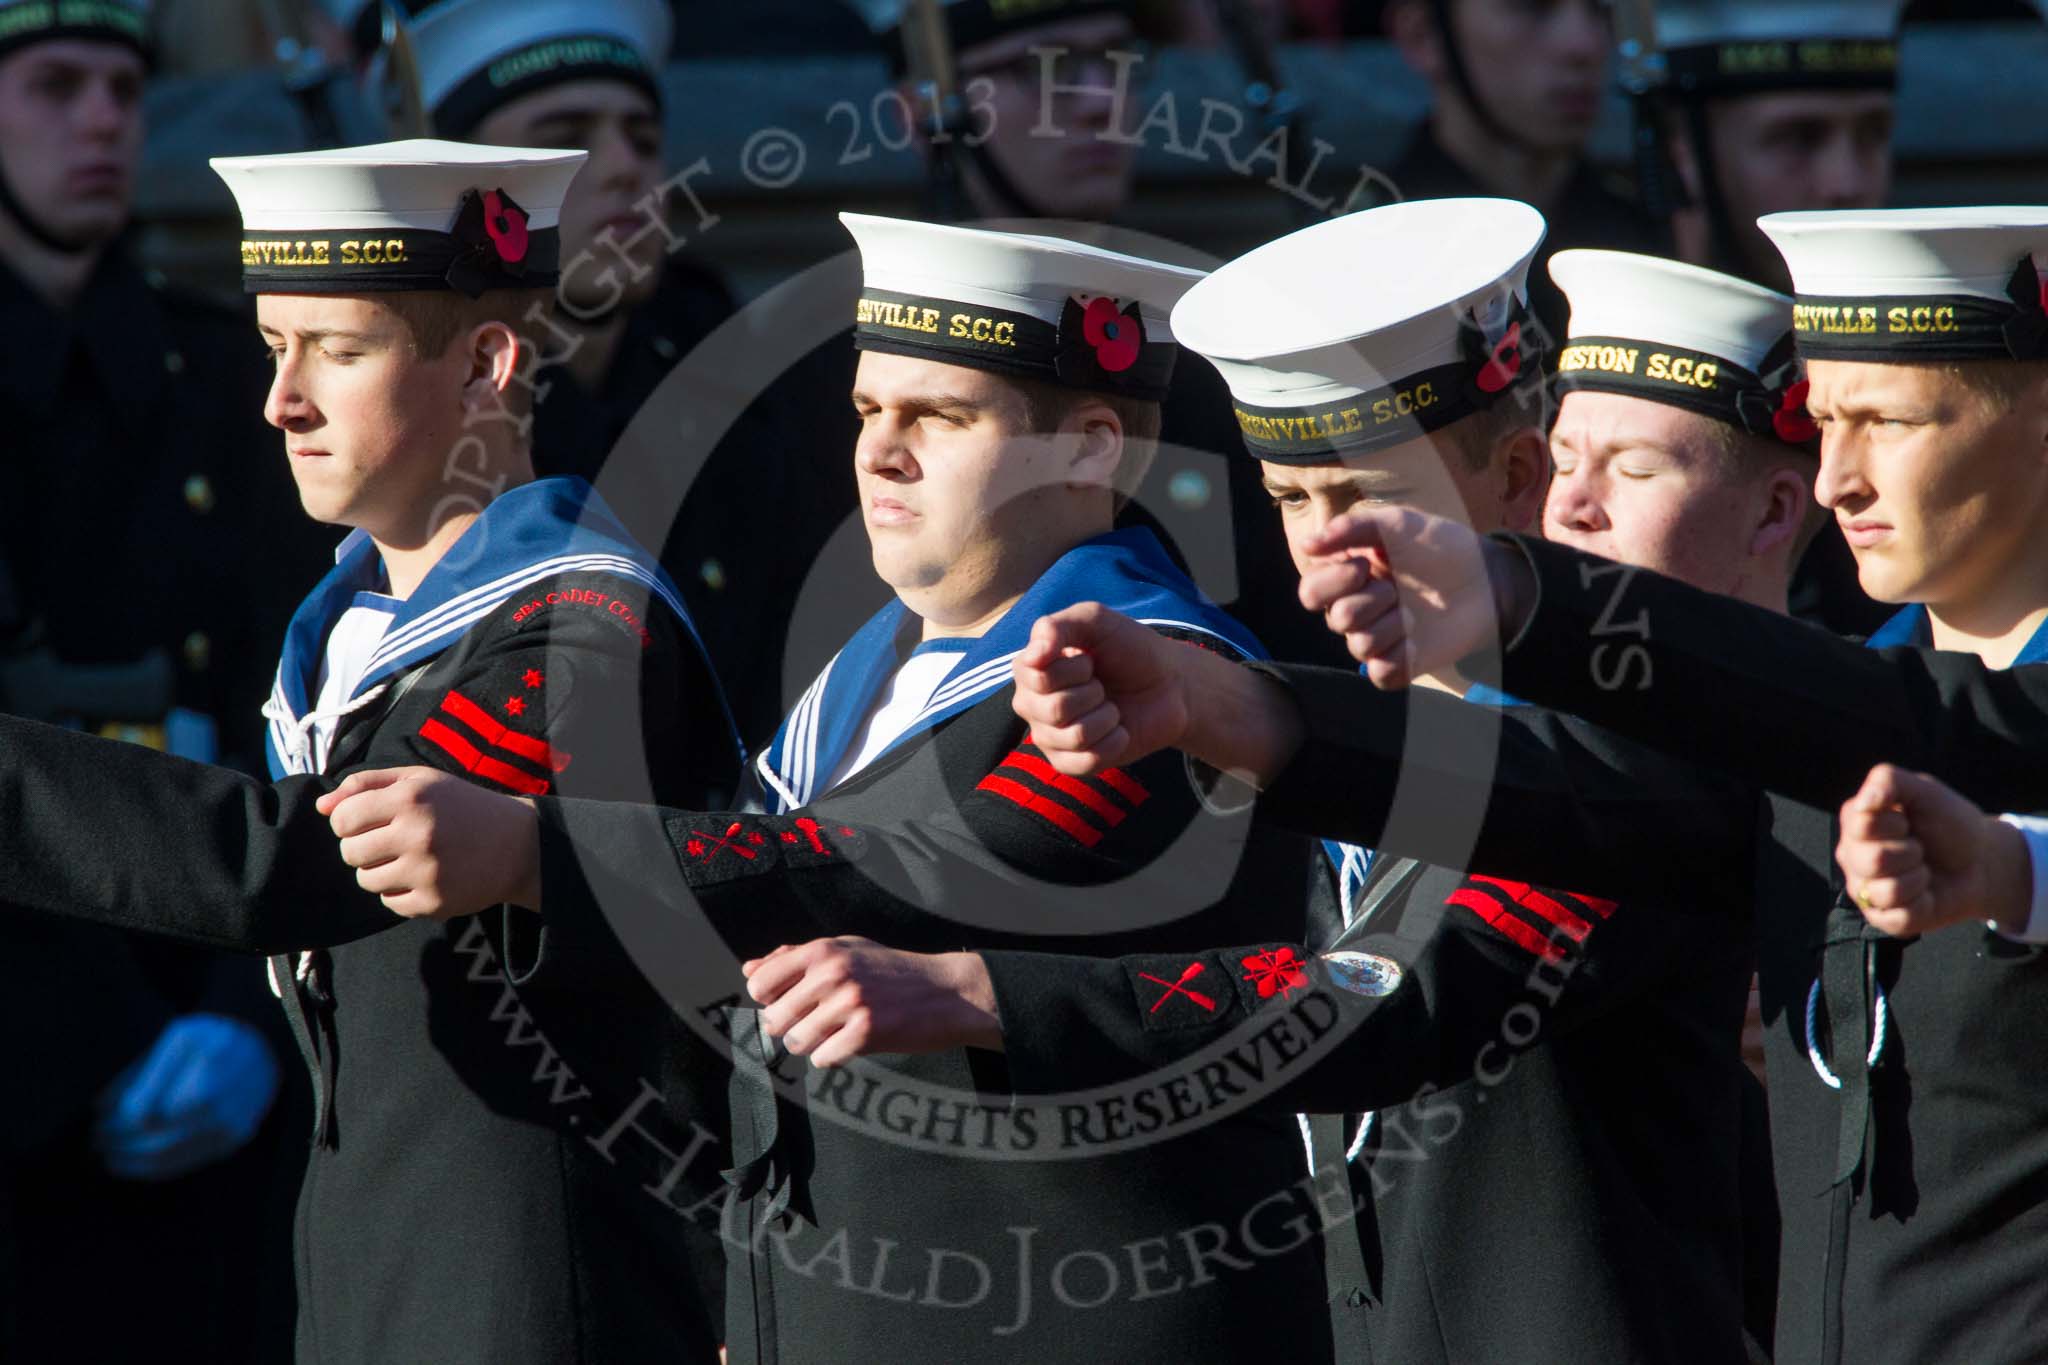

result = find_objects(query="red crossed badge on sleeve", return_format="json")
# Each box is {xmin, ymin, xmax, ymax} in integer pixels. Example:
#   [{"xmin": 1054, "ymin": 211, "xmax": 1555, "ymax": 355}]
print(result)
[
  {"xmin": 685, "ymin": 822, "xmax": 769, "ymax": 864},
  {"xmin": 1139, "ymin": 961, "xmax": 1217, "ymax": 1014},
  {"xmin": 681, "ymin": 815, "xmax": 863, "ymax": 876},
  {"xmin": 1241, "ymin": 947, "xmax": 1309, "ymax": 1000}
]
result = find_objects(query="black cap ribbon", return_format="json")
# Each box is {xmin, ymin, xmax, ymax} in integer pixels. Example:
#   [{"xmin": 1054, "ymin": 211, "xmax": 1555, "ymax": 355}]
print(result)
[{"xmin": 445, "ymin": 187, "xmax": 534, "ymax": 298}]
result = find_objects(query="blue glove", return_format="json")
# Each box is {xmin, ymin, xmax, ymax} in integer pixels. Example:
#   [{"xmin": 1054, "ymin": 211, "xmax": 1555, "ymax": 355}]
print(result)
[{"xmin": 93, "ymin": 1013, "xmax": 281, "ymax": 1181}]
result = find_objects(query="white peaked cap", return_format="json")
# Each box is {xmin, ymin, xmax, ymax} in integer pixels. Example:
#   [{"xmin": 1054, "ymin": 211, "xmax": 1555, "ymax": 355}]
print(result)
[
  {"xmin": 1550, "ymin": 250, "xmax": 1813, "ymax": 442},
  {"xmin": 1554, "ymin": 249, "xmax": 1791, "ymax": 370},
  {"xmin": 212, "ymin": 139, "xmax": 587, "ymax": 295},
  {"xmin": 1170, "ymin": 198, "xmax": 1545, "ymax": 463},
  {"xmin": 842, "ymin": 213, "xmax": 1202, "ymax": 401},
  {"xmin": 1760, "ymin": 207, "xmax": 2048, "ymax": 363},
  {"xmin": 404, "ymin": 0, "xmax": 672, "ymax": 136}
]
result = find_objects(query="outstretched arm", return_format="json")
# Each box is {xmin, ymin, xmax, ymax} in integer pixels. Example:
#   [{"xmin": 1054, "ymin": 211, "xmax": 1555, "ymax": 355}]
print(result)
[
  {"xmin": 1014, "ymin": 604, "xmax": 1757, "ymax": 908},
  {"xmin": 733, "ymin": 864, "xmax": 1723, "ymax": 1116},
  {"xmin": 0, "ymin": 716, "xmax": 386, "ymax": 953},
  {"xmin": 0, "ymin": 569, "xmax": 698, "ymax": 958},
  {"xmin": 1297, "ymin": 507, "xmax": 2048, "ymax": 812},
  {"xmin": 1008, "ymin": 602, "xmax": 1304, "ymax": 785},
  {"xmin": 321, "ymin": 679, "xmax": 1303, "ymax": 967},
  {"xmin": 1836, "ymin": 763, "xmax": 2039, "ymax": 940}
]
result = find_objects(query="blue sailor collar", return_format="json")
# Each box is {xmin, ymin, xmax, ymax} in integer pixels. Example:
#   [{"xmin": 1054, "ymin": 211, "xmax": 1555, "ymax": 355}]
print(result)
[
  {"xmin": 264, "ymin": 476, "xmax": 723, "ymax": 777},
  {"xmin": 1865, "ymin": 603, "xmax": 2048, "ymax": 667},
  {"xmin": 757, "ymin": 526, "xmax": 1263, "ymax": 812}
]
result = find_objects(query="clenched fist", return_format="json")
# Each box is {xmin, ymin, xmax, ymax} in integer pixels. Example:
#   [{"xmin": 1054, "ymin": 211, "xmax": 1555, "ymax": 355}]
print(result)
[{"xmin": 317, "ymin": 766, "xmax": 541, "ymax": 918}]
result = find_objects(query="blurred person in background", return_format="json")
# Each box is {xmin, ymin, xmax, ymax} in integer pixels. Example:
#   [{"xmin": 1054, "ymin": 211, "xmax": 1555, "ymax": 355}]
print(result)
[
  {"xmin": 1614, "ymin": 0, "xmax": 1913, "ymax": 1092},
  {"xmin": 3, "ymin": 132, "xmax": 746, "ymax": 1364},
  {"xmin": 304, "ymin": 0, "xmax": 385, "ymax": 73},
  {"xmin": 1378, "ymin": 0, "xmax": 1663, "ymax": 346},
  {"xmin": 384, "ymin": 0, "xmax": 798, "ymax": 743},
  {"xmin": 876, "ymin": 0, "xmax": 1347, "ymax": 667},
  {"xmin": 1650, "ymin": 0, "xmax": 1906, "ymax": 293},
  {"xmin": 1640, "ymin": 0, "xmax": 1910, "ymax": 637},
  {"xmin": 675, "ymin": 0, "xmax": 885, "ymax": 57},
  {"xmin": 898, "ymin": 0, "xmax": 1147, "ymax": 222},
  {"xmin": 0, "ymin": 0, "xmax": 319, "ymax": 1358},
  {"xmin": 393, "ymin": 0, "xmax": 736, "ymax": 485},
  {"xmin": 368, "ymin": 0, "xmax": 764, "ymax": 1329}
]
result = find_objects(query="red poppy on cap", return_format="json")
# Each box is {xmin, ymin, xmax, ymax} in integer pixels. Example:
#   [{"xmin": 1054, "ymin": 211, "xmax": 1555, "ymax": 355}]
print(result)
[
  {"xmin": 482, "ymin": 190, "xmax": 529, "ymax": 265},
  {"xmin": 1475, "ymin": 322, "xmax": 1522, "ymax": 394},
  {"xmin": 1082, "ymin": 296, "xmax": 1142, "ymax": 373},
  {"xmin": 1773, "ymin": 378, "xmax": 1818, "ymax": 444}
]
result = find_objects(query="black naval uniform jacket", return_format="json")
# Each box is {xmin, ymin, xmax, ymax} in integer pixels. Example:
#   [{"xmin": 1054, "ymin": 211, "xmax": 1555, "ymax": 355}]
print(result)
[
  {"xmin": 0, "ymin": 633, "xmax": 1331, "ymax": 1362},
  {"xmin": 976, "ymin": 680, "xmax": 1771, "ymax": 1364},
  {"xmin": 0, "ymin": 250, "xmax": 334, "ymax": 757},
  {"xmin": 0, "ymin": 248, "xmax": 316, "ymax": 1129},
  {"xmin": 1474, "ymin": 535, "xmax": 2048, "ymax": 1365},
  {"xmin": 0, "ymin": 249, "xmax": 329, "ymax": 1360},
  {"xmin": 526, "ymin": 670, "xmax": 1337, "ymax": 1364},
  {"xmin": 0, "ymin": 565, "xmax": 739, "ymax": 1365}
]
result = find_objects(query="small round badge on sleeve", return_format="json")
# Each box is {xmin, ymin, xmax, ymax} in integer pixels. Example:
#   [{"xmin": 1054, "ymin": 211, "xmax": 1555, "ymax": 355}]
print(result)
[{"xmin": 1321, "ymin": 950, "xmax": 1405, "ymax": 997}]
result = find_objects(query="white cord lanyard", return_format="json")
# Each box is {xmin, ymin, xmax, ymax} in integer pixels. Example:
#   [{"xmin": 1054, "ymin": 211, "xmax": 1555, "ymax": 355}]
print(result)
[{"xmin": 1803, "ymin": 977, "xmax": 1890, "ymax": 1090}]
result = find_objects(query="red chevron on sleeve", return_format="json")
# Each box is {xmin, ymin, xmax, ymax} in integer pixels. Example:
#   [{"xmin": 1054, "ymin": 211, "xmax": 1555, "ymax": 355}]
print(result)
[
  {"xmin": 418, "ymin": 718, "xmax": 553, "ymax": 796},
  {"xmin": 974, "ymin": 744, "xmax": 1152, "ymax": 847},
  {"xmin": 1445, "ymin": 876, "xmax": 1619, "ymax": 961},
  {"xmin": 440, "ymin": 689, "xmax": 574, "ymax": 772},
  {"xmin": 417, "ymin": 687, "xmax": 576, "ymax": 796}
]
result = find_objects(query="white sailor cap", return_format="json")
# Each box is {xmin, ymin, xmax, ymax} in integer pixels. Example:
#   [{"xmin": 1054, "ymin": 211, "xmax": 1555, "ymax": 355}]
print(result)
[
  {"xmin": 0, "ymin": 0, "xmax": 151, "ymax": 61},
  {"xmin": 1168, "ymin": 198, "xmax": 1545, "ymax": 465},
  {"xmin": 1653, "ymin": 0, "xmax": 1906, "ymax": 96},
  {"xmin": 1551, "ymin": 250, "xmax": 1815, "ymax": 444},
  {"xmin": 211, "ymin": 139, "xmax": 587, "ymax": 297},
  {"xmin": 399, "ymin": 0, "xmax": 672, "ymax": 138},
  {"xmin": 841, "ymin": 212, "xmax": 1200, "ymax": 403},
  {"xmin": 1760, "ymin": 207, "xmax": 2048, "ymax": 364}
]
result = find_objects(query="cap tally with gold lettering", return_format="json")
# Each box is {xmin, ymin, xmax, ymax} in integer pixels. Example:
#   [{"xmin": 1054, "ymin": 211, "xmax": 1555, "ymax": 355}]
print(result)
[
  {"xmin": 1761, "ymin": 207, "xmax": 2048, "ymax": 364},
  {"xmin": 211, "ymin": 139, "xmax": 586, "ymax": 297},
  {"xmin": 841, "ymin": 212, "xmax": 1199, "ymax": 402},
  {"xmin": 1168, "ymin": 197, "xmax": 1546, "ymax": 465},
  {"xmin": 401, "ymin": 0, "xmax": 672, "ymax": 139},
  {"xmin": 1550, "ymin": 249, "xmax": 1815, "ymax": 445},
  {"xmin": 1653, "ymin": 0, "xmax": 1906, "ymax": 96},
  {"xmin": 0, "ymin": 0, "xmax": 151, "ymax": 61}
]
